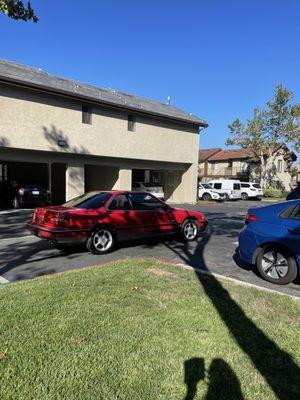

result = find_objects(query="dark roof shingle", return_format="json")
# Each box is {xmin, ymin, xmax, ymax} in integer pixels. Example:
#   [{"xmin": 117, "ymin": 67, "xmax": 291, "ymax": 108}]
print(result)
[{"xmin": 0, "ymin": 59, "xmax": 207, "ymax": 127}]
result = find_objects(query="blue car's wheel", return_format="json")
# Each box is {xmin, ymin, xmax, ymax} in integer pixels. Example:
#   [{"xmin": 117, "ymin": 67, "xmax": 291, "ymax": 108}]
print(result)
[{"xmin": 256, "ymin": 246, "xmax": 298, "ymax": 285}]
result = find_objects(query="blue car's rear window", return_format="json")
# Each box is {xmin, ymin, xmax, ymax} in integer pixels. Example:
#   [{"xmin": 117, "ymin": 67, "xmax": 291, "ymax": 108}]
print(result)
[{"xmin": 280, "ymin": 205, "xmax": 297, "ymax": 219}]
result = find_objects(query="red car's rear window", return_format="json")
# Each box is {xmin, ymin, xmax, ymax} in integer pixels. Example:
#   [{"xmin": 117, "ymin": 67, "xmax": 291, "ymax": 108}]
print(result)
[{"xmin": 63, "ymin": 192, "xmax": 111, "ymax": 209}]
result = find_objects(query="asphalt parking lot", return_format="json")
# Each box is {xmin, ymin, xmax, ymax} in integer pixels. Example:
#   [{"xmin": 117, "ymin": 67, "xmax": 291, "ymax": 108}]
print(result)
[{"xmin": 0, "ymin": 201, "xmax": 299, "ymax": 297}]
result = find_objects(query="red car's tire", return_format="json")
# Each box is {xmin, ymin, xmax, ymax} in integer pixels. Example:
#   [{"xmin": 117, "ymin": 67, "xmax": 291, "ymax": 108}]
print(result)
[
  {"xmin": 86, "ymin": 226, "xmax": 115, "ymax": 255},
  {"xmin": 181, "ymin": 219, "xmax": 200, "ymax": 242}
]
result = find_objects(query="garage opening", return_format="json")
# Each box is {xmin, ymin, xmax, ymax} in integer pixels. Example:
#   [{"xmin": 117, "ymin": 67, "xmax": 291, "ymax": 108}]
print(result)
[
  {"xmin": 132, "ymin": 169, "xmax": 162, "ymax": 186},
  {"xmin": 0, "ymin": 160, "xmax": 49, "ymax": 208},
  {"xmin": 131, "ymin": 168, "xmax": 185, "ymax": 202},
  {"xmin": 85, "ymin": 165, "xmax": 119, "ymax": 192}
]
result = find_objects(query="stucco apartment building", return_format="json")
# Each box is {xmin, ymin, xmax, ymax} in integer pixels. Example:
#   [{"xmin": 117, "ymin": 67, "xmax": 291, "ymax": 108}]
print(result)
[
  {"xmin": 0, "ymin": 59, "xmax": 207, "ymax": 204},
  {"xmin": 199, "ymin": 146, "xmax": 297, "ymax": 190}
]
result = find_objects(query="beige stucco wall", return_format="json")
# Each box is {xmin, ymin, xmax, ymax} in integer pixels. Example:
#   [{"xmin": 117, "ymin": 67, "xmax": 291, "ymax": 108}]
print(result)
[
  {"xmin": 250, "ymin": 154, "xmax": 292, "ymax": 190},
  {"xmin": 66, "ymin": 164, "xmax": 85, "ymax": 201},
  {"xmin": 0, "ymin": 84, "xmax": 198, "ymax": 164},
  {"xmin": 199, "ymin": 160, "xmax": 242, "ymax": 176},
  {"xmin": 0, "ymin": 83, "xmax": 200, "ymax": 203}
]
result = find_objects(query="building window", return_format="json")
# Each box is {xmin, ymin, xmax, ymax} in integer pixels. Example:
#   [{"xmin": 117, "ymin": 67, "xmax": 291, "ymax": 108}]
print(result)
[
  {"xmin": 82, "ymin": 105, "xmax": 92, "ymax": 124},
  {"xmin": 0, "ymin": 163, "xmax": 8, "ymax": 182},
  {"xmin": 211, "ymin": 162, "xmax": 216, "ymax": 171},
  {"xmin": 241, "ymin": 162, "xmax": 248, "ymax": 172},
  {"xmin": 277, "ymin": 160, "xmax": 283, "ymax": 173},
  {"xmin": 128, "ymin": 115, "xmax": 136, "ymax": 132}
]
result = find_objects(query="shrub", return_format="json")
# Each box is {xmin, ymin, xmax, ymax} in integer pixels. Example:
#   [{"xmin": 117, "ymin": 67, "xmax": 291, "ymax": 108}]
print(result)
[{"xmin": 263, "ymin": 188, "xmax": 284, "ymax": 198}]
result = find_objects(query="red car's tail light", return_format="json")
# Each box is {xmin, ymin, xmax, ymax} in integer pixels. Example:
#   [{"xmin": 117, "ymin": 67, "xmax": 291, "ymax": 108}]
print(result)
[
  {"xmin": 246, "ymin": 211, "xmax": 259, "ymax": 222},
  {"xmin": 49, "ymin": 213, "xmax": 69, "ymax": 226},
  {"xmin": 18, "ymin": 188, "xmax": 25, "ymax": 195}
]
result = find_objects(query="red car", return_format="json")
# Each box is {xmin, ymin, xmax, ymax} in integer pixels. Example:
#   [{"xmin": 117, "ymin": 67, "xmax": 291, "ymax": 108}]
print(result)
[{"xmin": 27, "ymin": 191, "xmax": 207, "ymax": 254}]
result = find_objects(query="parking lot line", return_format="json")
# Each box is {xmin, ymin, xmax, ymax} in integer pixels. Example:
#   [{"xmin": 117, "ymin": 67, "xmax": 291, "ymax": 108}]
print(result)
[{"xmin": 0, "ymin": 276, "xmax": 10, "ymax": 285}]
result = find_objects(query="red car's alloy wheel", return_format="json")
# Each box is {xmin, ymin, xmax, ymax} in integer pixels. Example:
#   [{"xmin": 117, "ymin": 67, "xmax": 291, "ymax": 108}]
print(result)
[
  {"xmin": 87, "ymin": 227, "xmax": 115, "ymax": 254},
  {"xmin": 182, "ymin": 220, "xmax": 199, "ymax": 241}
]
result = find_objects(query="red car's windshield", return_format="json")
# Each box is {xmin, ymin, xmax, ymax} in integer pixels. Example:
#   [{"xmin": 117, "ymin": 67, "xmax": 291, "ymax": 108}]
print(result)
[{"xmin": 63, "ymin": 192, "xmax": 111, "ymax": 209}]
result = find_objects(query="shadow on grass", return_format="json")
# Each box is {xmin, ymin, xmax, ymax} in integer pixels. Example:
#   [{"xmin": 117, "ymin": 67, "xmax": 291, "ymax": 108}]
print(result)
[
  {"xmin": 1, "ymin": 203, "xmax": 299, "ymax": 398},
  {"xmin": 165, "ymin": 225, "xmax": 300, "ymax": 400},
  {"xmin": 184, "ymin": 357, "xmax": 244, "ymax": 400}
]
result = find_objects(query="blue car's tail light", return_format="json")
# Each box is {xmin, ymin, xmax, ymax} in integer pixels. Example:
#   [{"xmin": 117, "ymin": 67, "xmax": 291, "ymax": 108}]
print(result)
[{"xmin": 246, "ymin": 211, "xmax": 259, "ymax": 224}]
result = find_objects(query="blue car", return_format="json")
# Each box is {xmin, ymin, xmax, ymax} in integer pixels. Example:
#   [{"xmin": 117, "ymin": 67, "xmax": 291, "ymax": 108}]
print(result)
[{"xmin": 239, "ymin": 200, "xmax": 300, "ymax": 285}]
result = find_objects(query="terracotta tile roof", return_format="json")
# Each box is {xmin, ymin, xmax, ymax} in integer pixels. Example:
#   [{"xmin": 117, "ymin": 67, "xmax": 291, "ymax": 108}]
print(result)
[
  {"xmin": 200, "ymin": 144, "xmax": 297, "ymax": 163},
  {"xmin": 206, "ymin": 148, "xmax": 253, "ymax": 161},
  {"xmin": 199, "ymin": 148, "xmax": 222, "ymax": 162}
]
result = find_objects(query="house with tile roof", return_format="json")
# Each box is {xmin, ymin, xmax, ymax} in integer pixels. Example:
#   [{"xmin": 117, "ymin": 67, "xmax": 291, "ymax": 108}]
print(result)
[{"xmin": 198, "ymin": 145, "xmax": 297, "ymax": 190}]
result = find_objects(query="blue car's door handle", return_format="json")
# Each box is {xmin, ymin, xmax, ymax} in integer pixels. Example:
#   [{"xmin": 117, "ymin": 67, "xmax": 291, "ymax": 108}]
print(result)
[{"xmin": 288, "ymin": 228, "xmax": 300, "ymax": 234}]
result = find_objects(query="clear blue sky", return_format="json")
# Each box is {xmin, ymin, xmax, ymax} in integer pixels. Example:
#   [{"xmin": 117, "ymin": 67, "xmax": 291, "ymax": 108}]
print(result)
[{"xmin": 1, "ymin": 0, "xmax": 299, "ymax": 151}]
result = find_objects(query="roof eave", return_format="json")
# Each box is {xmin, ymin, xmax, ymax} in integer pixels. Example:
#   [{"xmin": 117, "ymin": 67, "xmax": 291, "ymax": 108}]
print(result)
[{"xmin": 0, "ymin": 74, "xmax": 208, "ymax": 128}]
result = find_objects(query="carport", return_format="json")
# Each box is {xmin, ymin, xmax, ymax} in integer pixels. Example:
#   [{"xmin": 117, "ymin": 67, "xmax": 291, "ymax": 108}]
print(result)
[
  {"xmin": 0, "ymin": 160, "xmax": 49, "ymax": 208},
  {"xmin": 131, "ymin": 165, "xmax": 191, "ymax": 203},
  {"xmin": 3, "ymin": 161, "xmax": 48, "ymax": 186},
  {"xmin": 0, "ymin": 153, "xmax": 67, "ymax": 207}
]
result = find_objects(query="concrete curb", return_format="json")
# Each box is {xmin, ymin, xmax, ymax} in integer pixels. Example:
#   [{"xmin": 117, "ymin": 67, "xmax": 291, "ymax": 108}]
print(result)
[
  {"xmin": 0, "ymin": 276, "xmax": 10, "ymax": 285},
  {"xmin": 173, "ymin": 262, "xmax": 300, "ymax": 301}
]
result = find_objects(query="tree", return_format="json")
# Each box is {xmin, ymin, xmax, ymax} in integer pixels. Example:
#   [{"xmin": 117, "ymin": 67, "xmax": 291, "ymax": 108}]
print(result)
[
  {"xmin": 226, "ymin": 84, "xmax": 300, "ymax": 187},
  {"xmin": 0, "ymin": 0, "xmax": 38, "ymax": 22}
]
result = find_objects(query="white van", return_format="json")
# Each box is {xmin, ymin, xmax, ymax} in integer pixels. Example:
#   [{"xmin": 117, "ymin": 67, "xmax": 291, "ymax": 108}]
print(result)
[{"xmin": 208, "ymin": 179, "xmax": 242, "ymax": 200}]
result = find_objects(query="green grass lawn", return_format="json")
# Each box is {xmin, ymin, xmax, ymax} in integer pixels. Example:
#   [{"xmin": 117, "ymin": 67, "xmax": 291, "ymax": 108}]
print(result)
[{"xmin": 0, "ymin": 259, "xmax": 299, "ymax": 400}]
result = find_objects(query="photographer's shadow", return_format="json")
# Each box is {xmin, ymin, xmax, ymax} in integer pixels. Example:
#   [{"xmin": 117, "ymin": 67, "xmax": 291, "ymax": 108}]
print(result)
[{"xmin": 184, "ymin": 357, "xmax": 244, "ymax": 400}]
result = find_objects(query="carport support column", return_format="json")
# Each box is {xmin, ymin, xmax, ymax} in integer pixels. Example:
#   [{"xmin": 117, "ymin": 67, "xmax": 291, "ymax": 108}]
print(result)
[
  {"xmin": 168, "ymin": 163, "xmax": 198, "ymax": 203},
  {"xmin": 112, "ymin": 168, "xmax": 132, "ymax": 190},
  {"xmin": 65, "ymin": 164, "xmax": 85, "ymax": 201},
  {"xmin": 183, "ymin": 163, "xmax": 198, "ymax": 203}
]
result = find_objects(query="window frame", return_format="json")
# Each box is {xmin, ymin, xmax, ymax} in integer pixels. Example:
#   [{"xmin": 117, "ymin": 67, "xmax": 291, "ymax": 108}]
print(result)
[
  {"xmin": 288, "ymin": 205, "xmax": 300, "ymax": 221},
  {"xmin": 213, "ymin": 183, "xmax": 222, "ymax": 190},
  {"xmin": 280, "ymin": 205, "xmax": 297, "ymax": 220},
  {"xmin": 107, "ymin": 194, "xmax": 132, "ymax": 211},
  {"xmin": 128, "ymin": 192, "xmax": 165, "ymax": 211},
  {"xmin": 127, "ymin": 115, "xmax": 136, "ymax": 132},
  {"xmin": 277, "ymin": 159, "xmax": 283, "ymax": 173},
  {"xmin": 82, "ymin": 105, "xmax": 92, "ymax": 125}
]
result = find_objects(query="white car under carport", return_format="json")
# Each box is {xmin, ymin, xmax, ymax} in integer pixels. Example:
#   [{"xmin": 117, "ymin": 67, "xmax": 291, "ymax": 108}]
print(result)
[{"xmin": 132, "ymin": 182, "xmax": 165, "ymax": 200}]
